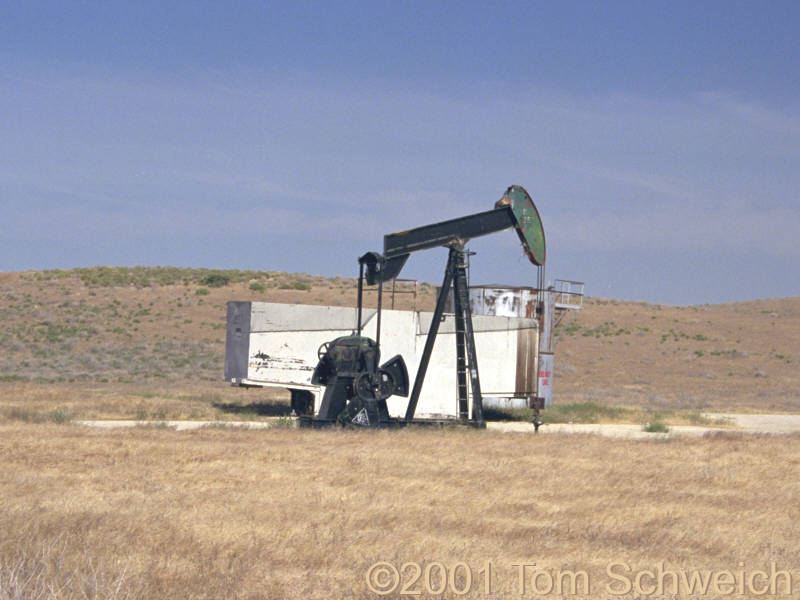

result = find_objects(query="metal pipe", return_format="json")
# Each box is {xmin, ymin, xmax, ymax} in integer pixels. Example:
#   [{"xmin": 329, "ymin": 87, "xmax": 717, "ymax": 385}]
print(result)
[
  {"xmin": 376, "ymin": 258, "xmax": 383, "ymax": 352},
  {"xmin": 357, "ymin": 262, "xmax": 364, "ymax": 336}
]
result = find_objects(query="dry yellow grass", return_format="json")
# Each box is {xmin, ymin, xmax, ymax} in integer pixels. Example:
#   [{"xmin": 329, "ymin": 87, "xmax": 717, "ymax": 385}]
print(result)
[
  {"xmin": 556, "ymin": 296, "xmax": 800, "ymax": 413},
  {"xmin": 2, "ymin": 268, "xmax": 799, "ymax": 598},
  {"xmin": 2, "ymin": 423, "xmax": 799, "ymax": 599},
  {"xmin": 0, "ymin": 380, "xmax": 732, "ymax": 428},
  {"xmin": 0, "ymin": 381, "xmax": 288, "ymax": 423}
]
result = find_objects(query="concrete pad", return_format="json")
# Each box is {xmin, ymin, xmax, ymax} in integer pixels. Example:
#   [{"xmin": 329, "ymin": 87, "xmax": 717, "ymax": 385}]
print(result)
[
  {"xmin": 77, "ymin": 413, "xmax": 800, "ymax": 438},
  {"xmin": 77, "ymin": 419, "xmax": 289, "ymax": 431},
  {"xmin": 487, "ymin": 421, "xmax": 725, "ymax": 439},
  {"xmin": 703, "ymin": 413, "xmax": 800, "ymax": 434}
]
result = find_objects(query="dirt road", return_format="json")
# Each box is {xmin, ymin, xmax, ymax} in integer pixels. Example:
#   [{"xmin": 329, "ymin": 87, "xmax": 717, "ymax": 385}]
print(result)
[
  {"xmin": 489, "ymin": 414, "xmax": 800, "ymax": 438},
  {"xmin": 77, "ymin": 413, "xmax": 800, "ymax": 438}
]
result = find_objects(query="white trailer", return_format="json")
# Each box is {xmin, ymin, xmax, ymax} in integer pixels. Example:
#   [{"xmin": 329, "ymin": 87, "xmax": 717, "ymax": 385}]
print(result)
[{"xmin": 225, "ymin": 301, "xmax": 539, "ymax": 420}]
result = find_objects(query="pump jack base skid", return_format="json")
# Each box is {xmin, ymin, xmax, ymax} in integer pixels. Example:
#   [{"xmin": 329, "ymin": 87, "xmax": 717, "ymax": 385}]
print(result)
[{"xmin": 298, "ymin": 416, "xmax": 486, "ymax": 429}]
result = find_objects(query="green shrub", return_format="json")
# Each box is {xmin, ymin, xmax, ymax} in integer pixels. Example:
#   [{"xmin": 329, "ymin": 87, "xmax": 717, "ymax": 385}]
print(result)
[
  {"xmin": 0, "ymin": 374, "xmax": 25, "ymax": 382},
  {"xmin": 643, "ymin": 420, "xmax": 669, "ymax": 433},
  {"xmin": 47, "ymin": 409, "xmax": 71, "ymax": 424},
  {"xmin": 199, "ymin": 271, "xmax": 231, "ymax": 288},
  {"xmin": 484, "ymin": 402, "xmax": 630, "ymax": 424},
  {"xmin": 249, "ymin": 282, "xmax": 266, "ymax": 292},
  {"xmin": 279, "ymin": 280, "xmax": 311, "ymax": 291},
  {"xmin": 684, "ymin": 411, "xmax": 711, "ymax": 425},
  {"xmin": 195, "ymin": 287, "xmax": 210, "ymax": 296}
]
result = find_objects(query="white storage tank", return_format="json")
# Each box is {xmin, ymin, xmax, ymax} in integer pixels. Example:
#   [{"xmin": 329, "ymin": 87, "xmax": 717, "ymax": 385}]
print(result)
[
  {"xmin": 468, "ymin": 281, "xmax": 585, "ymax": 408},
  {"xmin": 468, "ymin": 285, "xmax": 546, "ymax": 409}
]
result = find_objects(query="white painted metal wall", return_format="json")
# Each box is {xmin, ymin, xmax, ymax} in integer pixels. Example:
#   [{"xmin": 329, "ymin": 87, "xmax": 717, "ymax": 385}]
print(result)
[{"xmin": 238, "ymin": 302, "xmax": 538, "ymax": 419}]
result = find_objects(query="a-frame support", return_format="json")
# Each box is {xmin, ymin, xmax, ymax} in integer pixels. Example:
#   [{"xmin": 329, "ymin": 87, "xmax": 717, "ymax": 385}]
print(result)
[{"xmin": 404, "ymin": 244, "xmax": 484, "ymax": 426}]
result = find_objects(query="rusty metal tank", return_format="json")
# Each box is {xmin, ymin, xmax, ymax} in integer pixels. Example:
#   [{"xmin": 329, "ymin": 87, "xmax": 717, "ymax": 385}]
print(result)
[
  {"xmin": 468, "ymin": 285, "xmax": 544, "ymax": 409},
  {"xmin": 468, "ymin": 285, "xmax": 539, "ymax": 319}
]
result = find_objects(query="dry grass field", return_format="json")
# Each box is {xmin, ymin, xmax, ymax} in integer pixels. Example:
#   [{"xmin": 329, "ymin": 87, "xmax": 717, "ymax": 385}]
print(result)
[
  {"xmin": 555, "ymin": 295, "xmax": 800, "ymax": 414},
  {"xmin": 1, "ymin": 267, "xmax": 799, "ymax": 598},
  {"xmin": 2, "ymin": 424, "xmax": 799, "ymax": 599}
]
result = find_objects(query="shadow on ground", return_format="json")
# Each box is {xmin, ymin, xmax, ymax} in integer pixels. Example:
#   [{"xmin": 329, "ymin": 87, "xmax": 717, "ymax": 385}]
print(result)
[{"xmin": 212, "ymin": 402, "xmax": 292, "ymax": 417}]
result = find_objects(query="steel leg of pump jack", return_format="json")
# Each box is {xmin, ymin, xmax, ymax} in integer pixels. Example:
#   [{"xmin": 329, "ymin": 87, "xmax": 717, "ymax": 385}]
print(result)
[
  {"xmin": 404, "ymin": 245, "xmax": 484, "ymax": 426},
  {"xmin": 362, "ymin": 396, "xmax": 387, "ymax": 425},
  {"xmin": 290, "ymin": 389, "xmax": 314, "ymax": 415},
  {"xmin": 317, "ymin": 376, "xmax": 351, "ymax": 422}
]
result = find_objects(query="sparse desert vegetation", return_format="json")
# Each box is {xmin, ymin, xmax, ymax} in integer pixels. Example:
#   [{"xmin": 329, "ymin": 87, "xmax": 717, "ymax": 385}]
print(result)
[
  {"xmin": 1, "ymin": 267, "xmax": 798, "ymax": 417},
  {"xmin": 0, "ymin": 268, "xmax": 431, "ymax": 387},
  {"xmin": 554, "ymin": 296, "xmax": 800, "ymax": 414}
]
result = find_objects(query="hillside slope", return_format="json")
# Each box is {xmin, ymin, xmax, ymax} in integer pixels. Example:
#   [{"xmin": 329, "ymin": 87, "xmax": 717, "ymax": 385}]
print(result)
[
  {"xmin": 0, "ymin": 267, "xmax": 797, "ymax": 413},
  {"xmin": 555, "ymin": 296, "xmax": 799, "ymax": 412}
]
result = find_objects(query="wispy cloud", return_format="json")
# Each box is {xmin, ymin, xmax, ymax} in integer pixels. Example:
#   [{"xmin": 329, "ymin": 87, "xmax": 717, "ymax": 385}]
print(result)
[{"xmin": 1, "ymin": 63, "xmax": 798, "ymax": 301}]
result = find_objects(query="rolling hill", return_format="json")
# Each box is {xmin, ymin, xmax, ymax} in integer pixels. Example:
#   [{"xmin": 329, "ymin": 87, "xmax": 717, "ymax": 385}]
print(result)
[{"xmin": 0, "ymin": 267, "xmax": 797, "ymax": 418}]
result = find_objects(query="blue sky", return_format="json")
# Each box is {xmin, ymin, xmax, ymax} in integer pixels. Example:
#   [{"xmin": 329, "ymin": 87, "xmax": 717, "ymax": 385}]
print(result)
[{"xmin": 1, "ymin": 1, "xmax": 798, "ymax": 304}]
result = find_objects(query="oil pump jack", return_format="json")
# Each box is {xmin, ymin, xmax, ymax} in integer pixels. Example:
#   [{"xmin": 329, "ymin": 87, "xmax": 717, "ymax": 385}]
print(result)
[{"xmin": 307, "ymin": 185, "xmax": 546, "ymax": 428}]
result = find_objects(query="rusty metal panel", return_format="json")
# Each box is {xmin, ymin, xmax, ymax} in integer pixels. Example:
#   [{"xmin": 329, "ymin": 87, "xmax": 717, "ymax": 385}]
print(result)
[
  {"xmin": 539, "ymin": 288, "xmax": 557, "ymax": 353},
  {"xmin": 468, "ymin": 286, "xmax": 539, "ymax": 318},
  {"xmin": 515, "ymin": 324, "xmax": 539, "ymax": 396},
  {"xmin": 469, "ymin": 286, "xmax": 541, "ymax": 402},
  {"xmin": 224, "ymin": 301, "xmax": 251, "ymax": 383}
]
